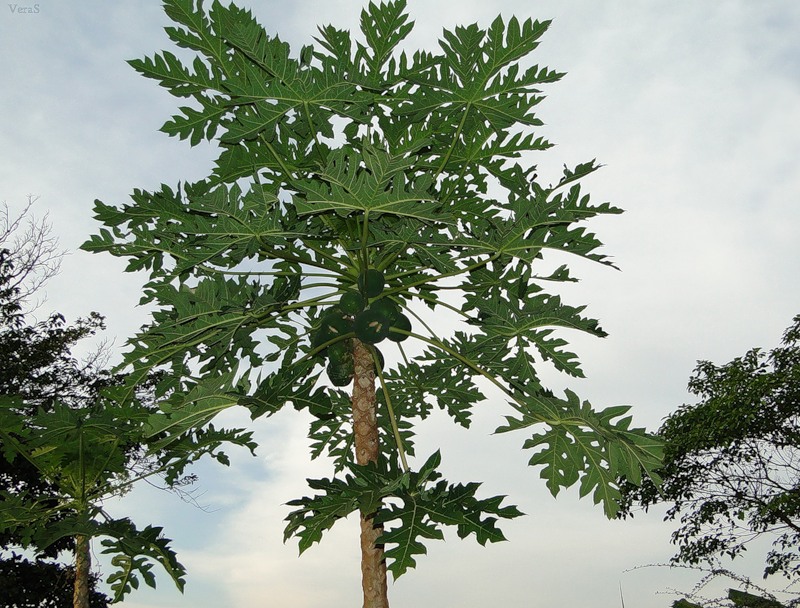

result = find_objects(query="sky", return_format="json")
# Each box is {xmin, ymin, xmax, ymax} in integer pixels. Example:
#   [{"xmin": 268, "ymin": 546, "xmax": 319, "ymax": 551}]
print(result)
[{"xmin": 1, "ymin": 0, "xmax": 800, "ymax": 606}]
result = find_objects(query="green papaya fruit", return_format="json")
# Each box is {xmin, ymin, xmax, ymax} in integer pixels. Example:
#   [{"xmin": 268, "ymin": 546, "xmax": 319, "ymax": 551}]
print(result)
[
  {"xmin": 321, "ymin": 311, "xmax": 352, "ymax": 337},
  {"xmin": 358, "ymin": 268, "xmax": 385, "ymax": 299},
  {"xmin": 310, "ymin": 326, "xmax": 330, "ymax": 355},
  {"xmin": 353, "ymin": 308, "xmax": 390, "ymax": 344},
  {"xmin": 311, "ymin": 310, "xmax": 352, "ymax": 355},
  {"xmin": 387, "ymin": 312, "xmax": 412, "ymax": 342},
  {"xmin": 339, "ymin": 291, "xmax": 364, "ymax": 315},
  {"xmin": 327, "ymin": 358, "xmax": 354, "ymax": 387},
  {"xmin": 327, "ymin": 339, "xmax": 352, "ymax": 366},
  {"xmin": 368, "ymin": 298, "xmax": 399, "ymax": 323}
]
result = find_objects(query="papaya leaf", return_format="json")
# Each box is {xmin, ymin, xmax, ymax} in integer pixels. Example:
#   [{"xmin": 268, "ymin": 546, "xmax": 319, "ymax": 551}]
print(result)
[
  {"xmin": 100, "ymin": 518, "xmax": 186, "ymax": 602},
  {"xmin": 284, "ymin": 451, "xmax": 521, "ymax": 578}
]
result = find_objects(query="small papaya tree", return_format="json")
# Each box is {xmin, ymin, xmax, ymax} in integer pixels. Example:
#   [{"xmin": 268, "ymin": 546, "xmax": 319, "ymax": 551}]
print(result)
[
  {"xmin": 0, "ymin": 386, "xmax": 255, "ymax": 606},
  {"xmin": 83, "ymin": 1, "xmax": 662, "ymax": 605},
  {"xmin": 0, "ymin": 206, "xmax": 255, "ymax": 607}
]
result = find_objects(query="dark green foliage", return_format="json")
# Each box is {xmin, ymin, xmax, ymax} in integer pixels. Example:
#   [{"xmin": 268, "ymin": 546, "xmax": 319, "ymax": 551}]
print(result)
[
  {"xmin": 0, "ymin": 305, "xmax": 109, "ymax": 556},
  {"xmin": 0, "ymin": 244, "xmax": 111, "ymax": 603},
  {"xmin": 99, "ymin": 518, "xmax": 187, "ymax": 600},
  {"xmin": 619, "ymin": 315, "xmax": 800, "ymax": 579},
  {"xmin": 268, "ymin": 273, "xmax": 302, "ymax": 304},
  {"xmin": 0, "ymin": 553, "xmax": 109, "ymax": 608},
  {"xmin": 727, "ymin": 589, "xmax": 786, "ymax": 608},
  {"xmin": 0, "ymin": 250, "xmax": 15, "ymax": 319},
  {"xmin": 0, "ymin": 396, "xmax": 191, "ymax": 602},
  {"xmin": 671, "ymin": 588, "xmax": 789, "ymax": 608}
]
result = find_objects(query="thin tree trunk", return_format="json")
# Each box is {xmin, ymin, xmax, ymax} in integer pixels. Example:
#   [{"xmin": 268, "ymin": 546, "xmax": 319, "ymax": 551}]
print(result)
[
  {"xmin": 351, "ymin": 339, "xmax": 389, "ymax": 608},
  {"xmin": 73, "ymin": 534, "xmax": 91, "ymax": 608}
]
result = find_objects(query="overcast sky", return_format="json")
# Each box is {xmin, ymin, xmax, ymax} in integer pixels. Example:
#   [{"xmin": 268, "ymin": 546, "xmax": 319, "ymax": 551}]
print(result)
[{"xmin": 2, "ymin": 1, "xmax": 800, "ymax": 606}]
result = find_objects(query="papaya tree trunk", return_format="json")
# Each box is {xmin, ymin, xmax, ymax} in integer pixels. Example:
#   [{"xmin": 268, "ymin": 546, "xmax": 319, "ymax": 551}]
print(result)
[
  {"xmin": 73, "ymin": 534, "xmax": 91, "ymax": 608},
  {"xmin": 351, "ymin": 339, "xmax": 389, "ymax": 608}
]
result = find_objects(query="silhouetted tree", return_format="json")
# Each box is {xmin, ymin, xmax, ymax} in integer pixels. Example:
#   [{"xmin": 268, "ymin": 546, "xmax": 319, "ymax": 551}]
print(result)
[
  {"xmin": 0, "ymin": 202, "xmax": 111, "ymax": 606},
  {"xmin": 620, "ymin": 316, "xmax": 800, "ymax": 580}
]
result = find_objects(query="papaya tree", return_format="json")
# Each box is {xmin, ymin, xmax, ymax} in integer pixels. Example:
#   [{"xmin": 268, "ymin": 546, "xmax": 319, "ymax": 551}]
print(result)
[
  {"xmin": 82, "ymin": 0, "xmax": 662, "ymax": 605},
  {"xmin": 0, "ymin": 385, "xmax": 255, "ymax": 606},
  {"xmin": 0, "ymin": 204, "xmax": 256, "ymax": 607}
]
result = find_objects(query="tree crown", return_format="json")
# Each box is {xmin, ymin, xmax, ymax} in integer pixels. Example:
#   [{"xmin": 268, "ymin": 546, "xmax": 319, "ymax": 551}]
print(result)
[{"xmin": 82, "ymin": 0, "xmax": 662, "ymax": 579}]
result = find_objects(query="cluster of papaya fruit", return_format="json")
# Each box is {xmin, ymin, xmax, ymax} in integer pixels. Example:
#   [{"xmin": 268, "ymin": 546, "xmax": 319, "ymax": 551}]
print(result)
[{"xmin": 309, "ymin": 269, "xmax": 411, "ymax": 387}]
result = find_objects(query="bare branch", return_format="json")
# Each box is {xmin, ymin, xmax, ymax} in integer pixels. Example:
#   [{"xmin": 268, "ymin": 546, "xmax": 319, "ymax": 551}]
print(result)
[{"xmin": 0, "ymin": 195, "xmax": 66, "ymax": 313}]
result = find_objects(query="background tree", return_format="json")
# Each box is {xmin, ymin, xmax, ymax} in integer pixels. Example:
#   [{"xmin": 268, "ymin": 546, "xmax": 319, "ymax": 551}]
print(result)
[
  {"xmin": 0, "ymin": 391, "xmax": 220, "ymax": 606},
  {"xmin": 0, "ymin": 203, "xmax": 256, "ymax": 607},
  {"xmin": 668, "ymin": 568, "xmax": 795, "ymax": 608},
  {"xmin": 1, "ymin": 196, "xmax": 63, "ymax": 314},
  {"xmin": 83, "ymin": 1, "xmax": 662, "ymax": 606},
  {"xmin": 619, "ymin": 315, "xmax": 800, "ymax": 581},
  {"xmin": 0, "ymin": 553, "xmax": 109, "ymax": 608},
  {"xmin": 673, "ymin": 589, "xmax": 789, "ymax": 608},
  {"xmin": 0, "ymin": 202, "xmax": 111, "ymax": 607}
]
